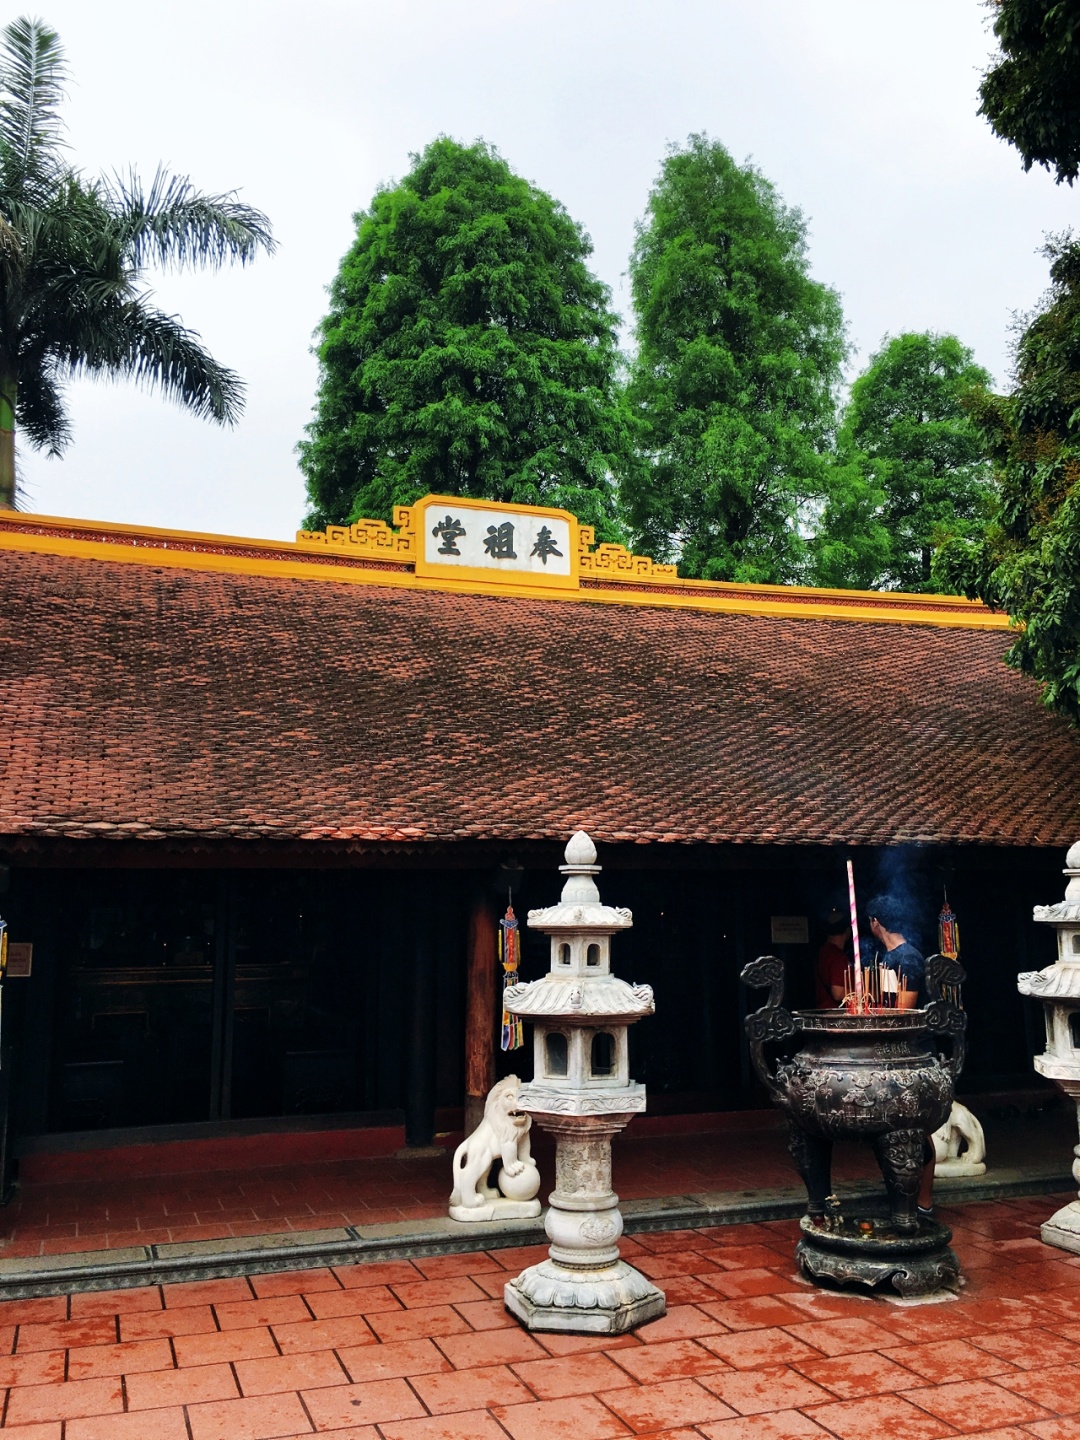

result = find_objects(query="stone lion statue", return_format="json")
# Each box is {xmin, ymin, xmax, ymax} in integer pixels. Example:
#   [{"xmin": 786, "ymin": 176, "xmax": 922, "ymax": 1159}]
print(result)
[
  {"xmin": 931, "ymin": 1100, "xmax": 987, "ymax": 1177},
  {"xmin": 449, "ymin": 1075, "xmax": 541, "ymax": 1219}
]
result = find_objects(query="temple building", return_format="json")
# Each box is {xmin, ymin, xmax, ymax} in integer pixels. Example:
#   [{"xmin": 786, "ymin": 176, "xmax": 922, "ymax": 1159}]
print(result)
[{"xmin": 0, "ymin": 494, "xmax": 1077, "ymax": 1183}]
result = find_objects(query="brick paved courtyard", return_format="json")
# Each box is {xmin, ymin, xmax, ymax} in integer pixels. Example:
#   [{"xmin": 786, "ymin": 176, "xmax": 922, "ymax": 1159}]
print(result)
[
  {"xmin": 0, "ymin": 1122, "xmax": 869, "ymax": 1257},
  {"xmin": 0, "ymin": 1195, "xmax": 1078, "ymax": 1438},
  {"xmin": 7, "ymin": 1109, "xmax": 1070, "ymax": 1258}
]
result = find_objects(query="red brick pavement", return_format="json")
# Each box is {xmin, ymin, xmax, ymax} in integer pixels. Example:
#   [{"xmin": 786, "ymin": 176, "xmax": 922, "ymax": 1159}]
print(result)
[
  {"xmin": 7, "ymin": 1110, "xmax": 1071, "ymax": 1259},
  {"xmin": 0, "ymin": 1195, "xmax": 1077, "ymax": 1437},
  {"xmin": 1, "ymin": 1126, "xmax": 893, "ymax": 1257}
]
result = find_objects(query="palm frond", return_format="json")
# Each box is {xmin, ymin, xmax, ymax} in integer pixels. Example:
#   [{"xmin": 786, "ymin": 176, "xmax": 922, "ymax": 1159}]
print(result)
[
  {"xmin": 61, "ymin": 297, "xmax": 245, "ymax": 424},
  {"xmin": 24, "ymin": 270, "xmax": 132, "ymax": 343},
  {"xmin": 0, "ymin": 208, "xmax": 24, "ymax": 268},
  {"xmin": 0, "ymin": 17, "xmax": 66, "ymax": 198},
  {"xmin": 0, "ymin": 190, "xmax": 128, "ymax": 346},
  {"xmin": 4, "ymin": 185, "xmax": 115, "ymax": 269},
  {"xmin": 16, "ymin": 354, "xmax": 69, "ymax": 453},
  {"xmin": 103, "ymin": 167, "xmax": 275, "ymax": 271}
]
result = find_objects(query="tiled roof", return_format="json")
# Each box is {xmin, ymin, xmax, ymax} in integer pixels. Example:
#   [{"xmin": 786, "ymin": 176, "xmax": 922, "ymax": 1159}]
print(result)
[{"xmin": 1, "ymin": 547, "xmax": 1076, "ymax": 848}]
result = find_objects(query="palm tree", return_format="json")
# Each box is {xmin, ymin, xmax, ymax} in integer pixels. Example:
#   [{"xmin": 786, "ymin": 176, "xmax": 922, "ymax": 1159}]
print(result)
[{"xmin": 0, "ymin": 16, "xmax": 275, "ymax": 507}]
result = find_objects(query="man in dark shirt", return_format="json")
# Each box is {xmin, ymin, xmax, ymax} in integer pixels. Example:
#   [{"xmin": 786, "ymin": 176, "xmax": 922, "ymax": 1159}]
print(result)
[
  {"xmin": 866, "ymin": 894, "xmax": 925, "ymax": 1008},
  {"xmin": 866, "ymin": 893, "xmax": 934, "ymax": 1217}
]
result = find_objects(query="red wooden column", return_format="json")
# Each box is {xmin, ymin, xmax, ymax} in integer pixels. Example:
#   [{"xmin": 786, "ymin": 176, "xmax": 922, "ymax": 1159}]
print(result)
[{"xmin": 464, "ymin": 895, "xmax": 498, "ymax": 1135}]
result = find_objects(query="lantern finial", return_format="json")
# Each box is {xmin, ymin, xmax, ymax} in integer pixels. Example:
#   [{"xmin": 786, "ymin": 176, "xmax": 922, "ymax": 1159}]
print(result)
[
  {"xmin": 559, "ymin": 830, "xmax": 601, "ymax": 904},
  {"xmin": 564, "ymin": 830, "xmax": 597, "ymax": 866}
]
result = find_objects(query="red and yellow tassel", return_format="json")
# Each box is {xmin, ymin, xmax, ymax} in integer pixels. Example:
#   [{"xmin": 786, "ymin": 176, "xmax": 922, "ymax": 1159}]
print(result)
[{"xmin": 500, "ymin": 905, "xmax": 524, "ymax": 1051}]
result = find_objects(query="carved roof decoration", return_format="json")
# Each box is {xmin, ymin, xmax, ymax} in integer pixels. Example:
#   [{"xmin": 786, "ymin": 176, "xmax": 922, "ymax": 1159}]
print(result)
[{"xmin": 297, "ymin": 507, "xmax": 416, "ymax": 559}]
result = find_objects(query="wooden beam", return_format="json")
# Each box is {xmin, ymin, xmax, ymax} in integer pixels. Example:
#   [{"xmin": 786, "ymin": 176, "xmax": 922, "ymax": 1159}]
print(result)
[{"xmin": 464, "ymin": 894, "xmax": 498, "ymax": 1134}]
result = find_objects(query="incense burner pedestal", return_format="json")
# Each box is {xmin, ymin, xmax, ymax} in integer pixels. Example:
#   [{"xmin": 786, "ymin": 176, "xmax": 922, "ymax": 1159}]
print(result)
[
  {"xmin": 795, "ymin": 1211, "xmax": 961, "ymax": 1297},
  {"xmin": 741, "ymin": 955, "xmax": 966, "ymax": 1297}
]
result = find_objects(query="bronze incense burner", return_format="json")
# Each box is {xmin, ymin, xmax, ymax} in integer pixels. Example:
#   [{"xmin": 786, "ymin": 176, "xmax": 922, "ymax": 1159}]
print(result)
[{"xmin": 741, "ymin": 953, "xmax": 966, "ymax": 1297}]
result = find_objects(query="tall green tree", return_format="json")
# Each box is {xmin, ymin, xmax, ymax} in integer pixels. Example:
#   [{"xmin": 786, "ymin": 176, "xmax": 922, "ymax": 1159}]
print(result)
[
  {"xmin": 936, "ymin": 239, "xmax": 1080, "ymax": 722},
  {"xmin": 621, "ymin": 135, "xmax": 847, "ymax": 583},
  {"xmin": 812, "ymin": 333, "xmax": 993, "ymax": 592},
  {"xmin": 0, "ymin": 17, "xmax": 274, "ymax": 509},
  {"xmin": 947, "ymin": 4, "xmax": 1080, "ymax": 722},
  {"xmin": 980, "ymin": 0, "xmax": 1080, "ymax": 185},
  {"xmin": 300, "ymin": 138, "xmax": 627, "ymax": 538}
]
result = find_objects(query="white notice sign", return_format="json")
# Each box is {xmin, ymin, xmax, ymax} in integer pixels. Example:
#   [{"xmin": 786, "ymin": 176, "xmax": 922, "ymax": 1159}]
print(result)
[
  {"xmin": 770, "ymin": 915, "xmax": 810, "ymax": 945},
  {"xmin": 419, "ymin": 500, "xmax": 573, "ymax": 584}
]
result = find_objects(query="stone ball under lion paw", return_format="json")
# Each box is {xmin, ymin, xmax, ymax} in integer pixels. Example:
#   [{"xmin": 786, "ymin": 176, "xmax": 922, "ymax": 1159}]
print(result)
[{"xmin": 498, "ymin": 1160, "xmax": 541, "ymax": 1202}]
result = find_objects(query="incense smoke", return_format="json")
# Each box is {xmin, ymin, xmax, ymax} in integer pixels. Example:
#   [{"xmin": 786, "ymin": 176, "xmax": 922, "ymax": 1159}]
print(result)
[{"xmin": 871, "ymin": 846, "xmax": 931, "ymax": 952}]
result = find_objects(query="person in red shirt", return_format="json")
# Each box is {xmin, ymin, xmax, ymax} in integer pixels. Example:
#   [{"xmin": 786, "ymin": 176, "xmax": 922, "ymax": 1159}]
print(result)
[{"xmin": 815, "ymin": 909, "xmax": 850, "ymax": 1007}]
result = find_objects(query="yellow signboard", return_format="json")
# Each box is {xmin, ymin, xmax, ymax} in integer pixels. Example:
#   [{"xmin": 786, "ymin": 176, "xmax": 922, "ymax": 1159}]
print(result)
[{"xmin": 414, "ymin": 495, "xmax": 579, "ymax": 591}]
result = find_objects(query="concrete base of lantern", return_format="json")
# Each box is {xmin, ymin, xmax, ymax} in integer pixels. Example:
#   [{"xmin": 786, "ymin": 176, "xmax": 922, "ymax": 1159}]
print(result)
[
  {"xmin": 503, "ymin": 1111, "xmax": 666, "ymax": 1333},
  {"xmin": 1041, "ymin": 1199, "xmax": 1080, "ymax": 1254},
  {"xmin": 504, "ymin": 1257, "xmax": 666, "ymax": 1334}
]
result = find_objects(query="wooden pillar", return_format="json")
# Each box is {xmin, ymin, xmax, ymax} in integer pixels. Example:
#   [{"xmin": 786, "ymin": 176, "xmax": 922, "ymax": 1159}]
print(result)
[{"xmin": 464, "ymin": 894, "xmax": 498, "ymax": 1135}]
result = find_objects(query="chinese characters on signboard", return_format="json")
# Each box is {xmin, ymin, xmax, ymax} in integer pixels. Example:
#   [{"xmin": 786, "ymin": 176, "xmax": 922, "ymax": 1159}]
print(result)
[{"xmin": 421, "ymin": 502, "xmax": 572, "ymax": 581}]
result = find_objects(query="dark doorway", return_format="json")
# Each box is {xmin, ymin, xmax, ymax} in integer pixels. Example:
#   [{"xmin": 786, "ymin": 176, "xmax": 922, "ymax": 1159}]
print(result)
[
  {"xmin": 51, "ymin": 871, "xmax": 218, "ymax": 1130},
  {"xmin": 47, "ymin": 871, "xmax": 370, "ymax": 1131}
]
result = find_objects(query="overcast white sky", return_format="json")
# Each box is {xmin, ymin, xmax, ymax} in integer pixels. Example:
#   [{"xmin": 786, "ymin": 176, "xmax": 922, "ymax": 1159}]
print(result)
[{"xmin": 14, "ymin": 0, "xmax": 1079, "ymax": 540}]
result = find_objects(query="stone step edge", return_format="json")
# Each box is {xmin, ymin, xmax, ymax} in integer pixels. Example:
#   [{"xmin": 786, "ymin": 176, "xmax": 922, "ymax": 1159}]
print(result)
[{"xmin": 0, "ymin": 1167, "xmax": 1069, "ymax": 1299}]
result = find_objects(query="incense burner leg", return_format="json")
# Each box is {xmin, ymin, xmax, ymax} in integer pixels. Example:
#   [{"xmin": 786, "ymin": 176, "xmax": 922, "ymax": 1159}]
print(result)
[
  {"xmin": 504, "ymin": 1113, "xmax": 665, "ymax": 1334},
  {"xmin": 788, "ymin": 1123, "xmax": 832, "ymax": 1219},
  {"xmin": 874, "ymin": 1127, "xmax": 924, "ymax": 1233}
]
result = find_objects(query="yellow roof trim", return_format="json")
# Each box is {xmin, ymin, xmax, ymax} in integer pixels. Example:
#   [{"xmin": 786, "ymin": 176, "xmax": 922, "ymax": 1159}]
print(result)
[{"xmin": 0, "ymin": 505, "xmax": 1011, "ymax": 630}]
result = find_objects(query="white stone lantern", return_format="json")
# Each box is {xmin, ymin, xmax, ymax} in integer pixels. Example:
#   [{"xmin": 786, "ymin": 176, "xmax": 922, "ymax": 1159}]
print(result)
[
  {"xmin": 1019, "ymin": 838, "xmax": 1080, "ymax": 1251},
  {"xmin": 502, "ymin": 831, "xmax": 666, "ymax": 1333}
]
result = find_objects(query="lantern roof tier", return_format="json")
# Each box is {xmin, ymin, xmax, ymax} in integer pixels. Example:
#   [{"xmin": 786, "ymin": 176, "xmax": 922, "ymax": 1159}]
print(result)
[
  {"xmin": 1019, "ymin": 965, "xmax": 1080, "ymax": 1000},
  {"xmin": 527, "ymin": 901, "xmax": 633, "ymax": 935},
  {"xmin": 1034, "ymin": 901, "xmax": 1080, "ymax": 925},
  {"xmin": 526, "ymin": 831, "xmax": 635, "ymax": 936},
  {"xmin": 504, "ymin": 975, "xmax": 654, "ymax": 1020}
]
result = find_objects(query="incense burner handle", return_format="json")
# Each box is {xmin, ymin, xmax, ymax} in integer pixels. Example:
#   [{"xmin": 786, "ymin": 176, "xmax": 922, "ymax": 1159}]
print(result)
[
  {"xmin": 740, "ymin": 956, "xmax": 799, "ymax": 1100},
  {"xmin": 924, "ymin": 953, "xmax": 968, "ymax": 1078}
]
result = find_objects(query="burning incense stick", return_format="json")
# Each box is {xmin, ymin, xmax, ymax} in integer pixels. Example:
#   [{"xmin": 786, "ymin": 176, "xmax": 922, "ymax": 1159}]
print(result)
[{"xmin": 847, "ymin": 859, "xmax": 864, "ymax": 1011}]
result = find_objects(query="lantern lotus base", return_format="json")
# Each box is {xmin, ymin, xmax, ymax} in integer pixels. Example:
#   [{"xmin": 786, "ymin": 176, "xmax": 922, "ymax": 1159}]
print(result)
[
  {"xmin": 504, "ymin": 1258, "xmax": 666, "ymax": 1334},
  {"xmin": 1041, "ymin": 1200, "xmax": 1080, "ymax": 1254},
  {"xmin": 795, "ymin": 1214, "xmax": 961, "ymax": 1298}
]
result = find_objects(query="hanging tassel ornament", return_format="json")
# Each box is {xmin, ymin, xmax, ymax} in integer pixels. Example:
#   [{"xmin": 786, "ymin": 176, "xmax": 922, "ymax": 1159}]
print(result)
[
  {"xmin": 500, "ymin": 903, "xmax": 524, "ymax": 1051},
  {"xmin": 938, "ymin": 893, "xmax": 962, "ymax": 1008},
  {"xmin": 938, "ymin": 897, "xmax": 959, "ymax": 960}
]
